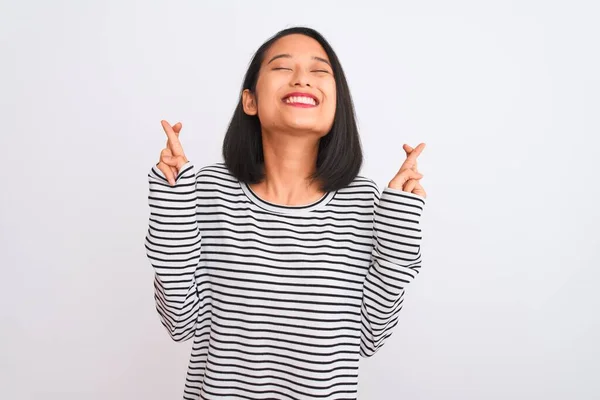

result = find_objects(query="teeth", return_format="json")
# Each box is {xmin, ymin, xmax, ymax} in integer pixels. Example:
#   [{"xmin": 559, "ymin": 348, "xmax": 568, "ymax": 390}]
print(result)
[{"xmin": 285, "ymin": 96, "xmax": 316, "ymax": 105}]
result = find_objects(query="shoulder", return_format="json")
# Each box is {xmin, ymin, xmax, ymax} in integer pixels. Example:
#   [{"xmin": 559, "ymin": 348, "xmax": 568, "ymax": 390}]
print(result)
[
  {"xmin": 334, "ymin": 174, "xmax": 381, "ymax": 203},
  {"xmin": 196, "ymin": 162, "xmax": 233, "ymax": 178},
  {"xmin": 341, "ymin": 175, "xmax": 380, "ymax": 194},
  {"xmin": 194, "ymin": 162, "xmax": 239, "ymax": 187}
]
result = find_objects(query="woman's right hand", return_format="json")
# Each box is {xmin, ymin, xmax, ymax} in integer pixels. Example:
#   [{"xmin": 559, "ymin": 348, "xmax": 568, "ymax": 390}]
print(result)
[{"xmin": 157, "ymin": 120, "xmax": 189, "ymax": 186}]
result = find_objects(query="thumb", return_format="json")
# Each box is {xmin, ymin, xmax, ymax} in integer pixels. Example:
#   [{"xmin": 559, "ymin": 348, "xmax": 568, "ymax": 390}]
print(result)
[
  {"xmin": 389, "ymin": 168, "xmax": 423, "ymax": 190},
  {"xmin": 397, "ymin": 168, "xmax": 423, "ymax": 181}
]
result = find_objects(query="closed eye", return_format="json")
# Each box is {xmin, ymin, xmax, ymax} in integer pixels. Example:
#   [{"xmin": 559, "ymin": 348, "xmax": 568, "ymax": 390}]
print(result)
[
  {"xmin": 312, "ymin": 69, "xmax": 331, "ymax": 74},
  {"xmin": 272, "ymin": 67, "xmax": 292, "ymax": 71}
]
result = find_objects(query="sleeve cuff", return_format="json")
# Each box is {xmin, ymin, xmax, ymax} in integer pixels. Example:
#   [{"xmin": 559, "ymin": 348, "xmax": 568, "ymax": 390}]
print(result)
[
  {"xmin": 381, "ymin": 186, "xmax": 426, "ymax": 205},
  {"xmin": 376, "ymin": 186, "xmax": 426, "ymax": 219},
  {"xmin": 149, "ymin": 161, "xmax": 195, "ymax": 183}
]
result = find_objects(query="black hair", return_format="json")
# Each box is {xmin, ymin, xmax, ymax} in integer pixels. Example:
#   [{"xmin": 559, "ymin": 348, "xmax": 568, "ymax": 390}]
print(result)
[{"xmin": 222, "ymin": 26, "xmax": 363, "ymax": 192}]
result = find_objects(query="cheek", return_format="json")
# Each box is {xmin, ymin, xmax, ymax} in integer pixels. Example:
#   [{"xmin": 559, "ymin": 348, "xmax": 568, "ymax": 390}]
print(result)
[
  {"xmin": 324, "ymin": 84, "xmax": 337, "ymax": 116},
  {"xmin": 323, "ymin": 79, "xmax": 336, "ymax": 101},
  {"xmin": 257, "ymin": 72, "xmax": 286, "ymax": 97},
  {"xmin": 254, "ymin": 80, "xmax": 280, "ymax": 119}
]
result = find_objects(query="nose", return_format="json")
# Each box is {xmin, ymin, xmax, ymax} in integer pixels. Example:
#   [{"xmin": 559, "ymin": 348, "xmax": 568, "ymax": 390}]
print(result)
[{"xmin": 292, "ymin": 68, "xmax": 311, "ymax": 87}]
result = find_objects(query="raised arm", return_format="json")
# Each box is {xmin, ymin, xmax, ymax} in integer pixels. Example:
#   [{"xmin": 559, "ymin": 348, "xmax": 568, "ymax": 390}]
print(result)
[
  {"xmin": 360, "ymin": 142, "xmax": 427, "ymax": 357},
  {"xmin": 144, "ymin": 121, "xmax": 202, "ymax": 342}
]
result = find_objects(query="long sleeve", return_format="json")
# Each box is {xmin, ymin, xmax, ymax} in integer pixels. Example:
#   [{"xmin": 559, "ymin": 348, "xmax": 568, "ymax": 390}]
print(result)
[
  {"xmin": 144, "ymin": 161, "xmax": 202, "ymax": 342},
  {"xmin": 360, "ymin": 186, "xmax": 426, "ymax": 357}
]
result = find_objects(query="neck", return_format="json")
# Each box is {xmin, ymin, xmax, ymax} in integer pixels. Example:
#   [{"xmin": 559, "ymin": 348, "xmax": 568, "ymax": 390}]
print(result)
[{"xmin": 251, "ymin": 131, "xmax": 325, "ymax": 206}]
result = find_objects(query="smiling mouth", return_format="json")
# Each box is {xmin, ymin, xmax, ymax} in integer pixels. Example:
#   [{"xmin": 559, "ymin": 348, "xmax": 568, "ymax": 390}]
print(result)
[{"xmin": 282, "ymin": 95, "xmax": 319, "ymax": 107}]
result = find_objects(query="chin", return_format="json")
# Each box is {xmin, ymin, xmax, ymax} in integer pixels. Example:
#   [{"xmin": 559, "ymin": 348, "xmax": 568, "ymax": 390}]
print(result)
[
  {"xmin": 286, "ymin": 123, "xmax": 328, "ymax": 136},
  {"xmin": 287, "ymin": 117, "xmax": 330, "ymax": 132}
]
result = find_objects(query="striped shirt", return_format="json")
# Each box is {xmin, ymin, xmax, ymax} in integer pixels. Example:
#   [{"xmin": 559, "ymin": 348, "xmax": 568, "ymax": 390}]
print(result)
[{"xmin": 145, "ymin": 161, "xmax": 426, "ymax": 400}]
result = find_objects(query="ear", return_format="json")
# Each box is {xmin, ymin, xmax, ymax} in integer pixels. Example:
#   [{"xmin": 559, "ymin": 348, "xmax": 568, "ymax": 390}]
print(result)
[{"xmin": 242, "ymin": 89, "xmax": 258, "ymax": 116}]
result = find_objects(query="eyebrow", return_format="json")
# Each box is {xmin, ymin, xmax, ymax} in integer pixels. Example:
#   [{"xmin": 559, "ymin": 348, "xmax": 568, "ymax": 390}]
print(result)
[{"xmin": 267, "ymin": 53, "xmax": 332, "ymax": 67}]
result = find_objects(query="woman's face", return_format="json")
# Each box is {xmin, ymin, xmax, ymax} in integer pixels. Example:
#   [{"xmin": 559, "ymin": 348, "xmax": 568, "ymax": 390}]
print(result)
[{"xmin": 243, "ymin": 34, "xmax": 337, "ymax": 138}]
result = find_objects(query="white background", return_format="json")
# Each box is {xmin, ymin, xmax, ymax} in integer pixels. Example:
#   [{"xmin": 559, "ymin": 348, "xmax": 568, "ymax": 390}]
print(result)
[{"xmin": 1, "ymin": 1, "xmax": 599, "ymax": 399}]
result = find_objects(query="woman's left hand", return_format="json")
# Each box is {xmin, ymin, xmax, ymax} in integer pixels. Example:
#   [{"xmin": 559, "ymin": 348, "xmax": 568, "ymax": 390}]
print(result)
[{"xmin": 388, "ymin": 142, "xmax": 427, "ymax": 199}]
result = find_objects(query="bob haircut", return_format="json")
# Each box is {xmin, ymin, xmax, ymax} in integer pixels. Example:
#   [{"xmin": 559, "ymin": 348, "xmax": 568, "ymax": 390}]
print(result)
[{"xmin": 222, "ymin": 26, "xmax": 363, "ymax": 193}]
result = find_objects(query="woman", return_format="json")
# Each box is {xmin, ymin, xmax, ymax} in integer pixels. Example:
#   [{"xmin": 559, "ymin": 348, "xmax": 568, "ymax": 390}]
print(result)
[{"xmin": 146, "ymin": 26, "xmax": 426, "ymax": 400}]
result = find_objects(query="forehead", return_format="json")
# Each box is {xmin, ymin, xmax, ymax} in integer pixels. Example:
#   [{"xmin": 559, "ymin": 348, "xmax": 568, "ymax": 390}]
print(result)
[{"xmin": 263, "ymin": 34, "xmax": 329, "ymax": 62}]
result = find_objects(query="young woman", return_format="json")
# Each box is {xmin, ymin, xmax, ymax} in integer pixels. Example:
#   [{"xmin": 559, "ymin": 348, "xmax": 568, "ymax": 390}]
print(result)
[{"xmin": 146, "ymin": 26, "xmax": 427, "ymax": 400}]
